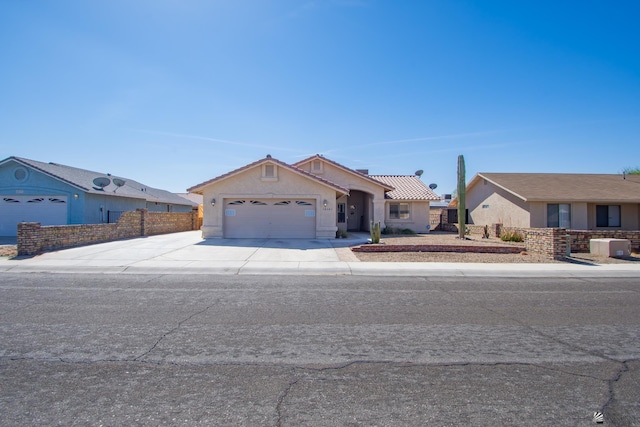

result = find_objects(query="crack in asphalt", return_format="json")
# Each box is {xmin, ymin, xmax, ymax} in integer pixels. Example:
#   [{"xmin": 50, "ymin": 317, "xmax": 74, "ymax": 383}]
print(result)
[
  {"xmin": 275, "ymin": 370, "xmax": 299, "ymax": 427},
  {"xmin": 600, "ymin": 360, "xmax": 631, "ymax": 424},
  {"xmin": 132, "ymin": 304, "xmax": 215, "ymax": 362}
]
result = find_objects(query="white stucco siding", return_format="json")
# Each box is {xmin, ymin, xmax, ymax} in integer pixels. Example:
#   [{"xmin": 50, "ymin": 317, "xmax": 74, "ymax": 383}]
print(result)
[{"xmin": 200, "ymin": 164, "xmax": 338, "ymax": 238}]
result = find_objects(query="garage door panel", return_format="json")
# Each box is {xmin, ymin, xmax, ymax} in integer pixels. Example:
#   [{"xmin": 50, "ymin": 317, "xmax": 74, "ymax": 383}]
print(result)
[
  {"xmin": 224, "ymin": 199, "xmax": 316, "ymax": 238},
  {"xmin": 0, "ymin": 195, "xmax": 68, "ymax": 236}
]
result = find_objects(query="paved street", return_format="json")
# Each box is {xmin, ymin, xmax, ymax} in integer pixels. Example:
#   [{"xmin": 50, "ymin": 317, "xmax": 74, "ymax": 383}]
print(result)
[{"xmin": 1, "ymin": 273, "xmax": 639, "ymax": 426}]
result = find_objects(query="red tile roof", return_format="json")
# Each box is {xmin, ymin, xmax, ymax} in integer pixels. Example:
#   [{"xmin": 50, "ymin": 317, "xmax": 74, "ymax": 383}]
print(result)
[{"xmin": 369, "ymin": 175, "xmax": 440, "ymax": 201}]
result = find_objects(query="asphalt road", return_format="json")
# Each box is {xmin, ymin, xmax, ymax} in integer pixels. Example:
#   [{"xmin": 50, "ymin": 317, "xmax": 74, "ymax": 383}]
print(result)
[{"xmin": 0, "ymin": 273, "xmax": 638, "ymax": 426}]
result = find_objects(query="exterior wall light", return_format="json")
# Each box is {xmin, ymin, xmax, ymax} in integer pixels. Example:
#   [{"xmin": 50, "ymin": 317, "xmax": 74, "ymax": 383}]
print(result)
[
  {"xmin": 323, "ymin": 199, "xmax": 328, "ymax": 207},
  {"xmin": 73, "ymin": 194, "xmax": 79, "ymax": 199},
  {"xmin": 211, "ymin": 198, "xmax": 216, "ymax": 206}
]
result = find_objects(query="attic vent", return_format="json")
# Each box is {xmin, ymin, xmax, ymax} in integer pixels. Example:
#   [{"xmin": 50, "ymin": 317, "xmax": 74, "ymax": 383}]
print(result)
[
  {"xmin": 356, "ymin": 169, "xmax": 369, "ymax": 175},
  {"xmin": 14, "ymin": 167, "xmax": 28, "ymax": 181}
]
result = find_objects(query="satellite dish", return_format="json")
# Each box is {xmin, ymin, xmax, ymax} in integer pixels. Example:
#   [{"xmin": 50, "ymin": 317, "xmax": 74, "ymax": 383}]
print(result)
[
  {"xmin": 112, "ymin": 178, "xmax": 126, "ymax": 192},
  {"xmin": 429, "ymin": 183, "xmax": 438, "ymax": 190},
  {"xmin": 93, "ymin": 177, "xmax": 111, "ymax": 189},
  {"xmin": 414, "ymin": 170, "xmax": 424, "ymax": 178}
]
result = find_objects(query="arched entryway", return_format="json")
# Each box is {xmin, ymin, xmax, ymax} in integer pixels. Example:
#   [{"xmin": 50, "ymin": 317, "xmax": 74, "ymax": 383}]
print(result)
[{"xmin": 338, "ymin": 190, "xmax": 374, "ymax": 232}]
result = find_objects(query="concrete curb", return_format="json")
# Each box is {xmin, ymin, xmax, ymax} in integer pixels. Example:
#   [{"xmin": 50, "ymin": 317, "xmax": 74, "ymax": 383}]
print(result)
[{"xmin": 2, "ymin": 259, "xmax": 639, "ymax": 277}]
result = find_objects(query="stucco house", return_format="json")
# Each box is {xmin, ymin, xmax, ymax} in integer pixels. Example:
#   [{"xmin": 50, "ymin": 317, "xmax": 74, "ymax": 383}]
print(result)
[
  {"xmin": 0, "ymin": 156, "xmax": 198, "ymax": 236},
  {"xmin": 451, "ymin": 172, "xmax": 640, "ymax": 230},
  {"xmin": 187, "ymin": 154, "xmax": 439, "ymax": 239}
]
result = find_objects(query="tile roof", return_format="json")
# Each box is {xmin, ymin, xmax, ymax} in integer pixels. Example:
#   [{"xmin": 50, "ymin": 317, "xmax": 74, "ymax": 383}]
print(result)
[
  {"xmin": 187, "ymin": 155, "xmax": 350, "ymax": 195},
  {"xmin": 477, "ymin": 172, "xmax": 640, "ymax": 203},
  {"xmin": 368, "ymin": 175, "xmax": 441, "ymax": 201},
  {"xmin": 4, "ymin": 156, "xmax": 198, "ymax": 207}
]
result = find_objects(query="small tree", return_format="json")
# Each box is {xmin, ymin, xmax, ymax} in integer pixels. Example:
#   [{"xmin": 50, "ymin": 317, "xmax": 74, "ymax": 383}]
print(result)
[
  {"xmin": 457, "ymin": 154, "xmax": 466, "ymax": 239},
  {"xmin": 622, "ymin": 166, "xmax": 640, "ymax": 175}
]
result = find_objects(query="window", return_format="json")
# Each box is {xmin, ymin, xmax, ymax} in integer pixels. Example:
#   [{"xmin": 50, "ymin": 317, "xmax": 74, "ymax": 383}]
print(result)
[
  {"xmin": 389, "ymin": 203, "xmax": 410, "ymax": 219},
  {"xmin": 547, "ymin": 203, "xmax": 571, "ymax": 228},
  {"xmin": 596, "ymin": 205, "xmax": 621, "ymax": 227},
  {"xmin": 337, "ymin": 203, "xmax": 346, "ymax": 223}
]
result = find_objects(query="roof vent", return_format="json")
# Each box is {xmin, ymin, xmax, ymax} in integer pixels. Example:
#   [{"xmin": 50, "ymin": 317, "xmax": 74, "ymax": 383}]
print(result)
[
  {"xmin": 356, "ymin": 169, "xmax": 369, "ymax": 175},
  {"xmin": 266, "ymin": 154, "xmax": 272, "ymax": 159}
]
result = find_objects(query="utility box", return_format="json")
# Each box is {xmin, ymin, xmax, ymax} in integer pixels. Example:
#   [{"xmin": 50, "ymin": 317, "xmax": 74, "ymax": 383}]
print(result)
[{"xmin": 590, "ymin": 238, "xmax": 631, "ymax": 257}]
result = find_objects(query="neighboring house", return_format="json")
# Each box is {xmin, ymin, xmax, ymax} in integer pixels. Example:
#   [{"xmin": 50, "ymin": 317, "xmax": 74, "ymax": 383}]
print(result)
[
  {"xmin": 0, "ymin": 156, "xmax": 198, "ymax": 236},
  {"xmin": 187, "ymin": 154, "xmax": 439, "ymax": 239},
  {"xmin": 429, "ymin": 193, "xmax": 454, "ymax": 231},
  {"xmin": 450, "ymin": 172, "xmax": 640, "ymax": 230}
]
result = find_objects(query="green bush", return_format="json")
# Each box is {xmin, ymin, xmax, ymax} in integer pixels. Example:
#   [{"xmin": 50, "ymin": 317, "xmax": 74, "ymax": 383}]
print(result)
[
  {"xmin": 500, "ymin": 230, "xmax": 524, "ymax": 242},
  {"xmin": 382, "ymin": 227, "xmax": 415, "ymax": 235}
]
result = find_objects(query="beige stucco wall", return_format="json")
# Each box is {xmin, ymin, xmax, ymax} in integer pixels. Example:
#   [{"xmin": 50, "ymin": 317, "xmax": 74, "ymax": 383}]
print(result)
[
  {"xmin": 297, "ymin": 159, "xmax": 388, "ymax": 226},
  {"xmin": 467, "ymin": 180, "xmax": 531, "ymax": 228},
  {"xmin": 571, "ymin": 202, "xmax": 588, "ymax": 229},
  {"xmin": 200, "ymin": 162, "xmax": 338, "ymax": 238},
  {"xmin": 384, "ymin": 201, "xmax": 431, "ymax": 233}
]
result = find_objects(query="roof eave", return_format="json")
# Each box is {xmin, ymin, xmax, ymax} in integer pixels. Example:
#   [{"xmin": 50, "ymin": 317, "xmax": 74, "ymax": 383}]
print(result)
[
  {"xmin": 9, "ymin": 157, "xmax": 91, "ymax": 192},
  {"xmin": 295, "ymin": 155, "xmax": 395, "ymax": 191}
]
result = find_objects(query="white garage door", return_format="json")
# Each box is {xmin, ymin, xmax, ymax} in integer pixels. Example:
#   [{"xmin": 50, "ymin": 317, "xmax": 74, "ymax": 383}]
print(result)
[
  {"xmin": 224, "ymin": 199, "xmax": 316, "ymax": 238},
  {"xmin": 0, "ymin": 195, "xmax": 68, "ymax": 236}
]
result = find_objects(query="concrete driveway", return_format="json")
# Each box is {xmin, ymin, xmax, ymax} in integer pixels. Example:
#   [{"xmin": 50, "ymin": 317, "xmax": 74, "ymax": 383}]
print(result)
[{"xmin": 0, "ymin": 231, "xmax": 367, "ymax": 275}]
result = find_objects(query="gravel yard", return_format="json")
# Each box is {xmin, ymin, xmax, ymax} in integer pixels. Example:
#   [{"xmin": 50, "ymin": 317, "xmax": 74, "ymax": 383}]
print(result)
[
  {"xmin": 0, "ymin": 246, "xmax": 17, "ymax": 258},
  {"xmin": 352, "ymin": 232, "xmax": 640, "ymax": 264}
]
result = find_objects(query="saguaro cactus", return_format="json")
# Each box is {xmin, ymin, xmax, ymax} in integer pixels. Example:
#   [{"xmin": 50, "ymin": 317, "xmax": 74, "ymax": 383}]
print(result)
[
  {"xmin": 370, "ymin": 221, "xmax": 381, "ymax": 243},
  {"xmin": 457, "ymin": 154, "xmax": 466, "ymax": 240}
]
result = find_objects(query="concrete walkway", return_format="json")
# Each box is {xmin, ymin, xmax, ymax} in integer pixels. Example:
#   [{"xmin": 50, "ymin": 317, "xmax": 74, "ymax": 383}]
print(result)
[{"xmin": 1, "ymin": 230, "xmax": 639, "ymax": 277}]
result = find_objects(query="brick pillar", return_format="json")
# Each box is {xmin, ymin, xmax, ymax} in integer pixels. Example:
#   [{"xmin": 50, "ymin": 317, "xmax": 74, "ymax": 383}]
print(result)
[
  {"xmin": 551, "ymin": 228, "xmax": 567, "ymax": 259},
  {"xmin": 17, "ymin": 222, "xmax": 42, "ymax": 256},
  {"xmin": 136, "ymin": 208, "xmax": 149, "ymax": 236},
  {"xmin": 191, "ymin": 210, "xmax": 198, "ymax": 230}
]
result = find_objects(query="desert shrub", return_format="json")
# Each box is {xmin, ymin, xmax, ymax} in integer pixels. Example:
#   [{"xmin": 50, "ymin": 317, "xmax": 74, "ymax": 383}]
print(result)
[
  {"xmin": 500, "ymin": 230, "xmax": 524, "ymax": 242},
  {"xmin": 400, "ymin": 228, "xmax": 415, "ymax": 235},
  {"xmin": 382, "ymin": 226, "xmax": 397, "ymax": 235}
]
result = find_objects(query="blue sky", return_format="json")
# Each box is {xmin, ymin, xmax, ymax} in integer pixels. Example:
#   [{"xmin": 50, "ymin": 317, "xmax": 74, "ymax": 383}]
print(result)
[{"xmin": 1, "ymin": 1, "xmax": 639, "ymax": 194}]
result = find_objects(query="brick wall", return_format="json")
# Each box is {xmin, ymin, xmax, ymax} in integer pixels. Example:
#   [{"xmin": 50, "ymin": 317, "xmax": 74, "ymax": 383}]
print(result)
[
  {"xmin": 465, "ymin": 224, "xmax": 568, "ymax": 259},
  {"xmin": 18, "ymin": 209, "xmax": 198, "ymax": 256},
  {"xmin": 352, "ymin": 244, "xmax": 525, "ymax": 254},
  {"xmin": 523, "ymin": 228, "xmax": 568, "ymax": 259},
  {"xmin": 568, "ymin": 230, "xmax": 640, "ymax": 252},
  {"xmin": 144, "ymin": 211, "xmax": 197, "ymax": 236}
]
